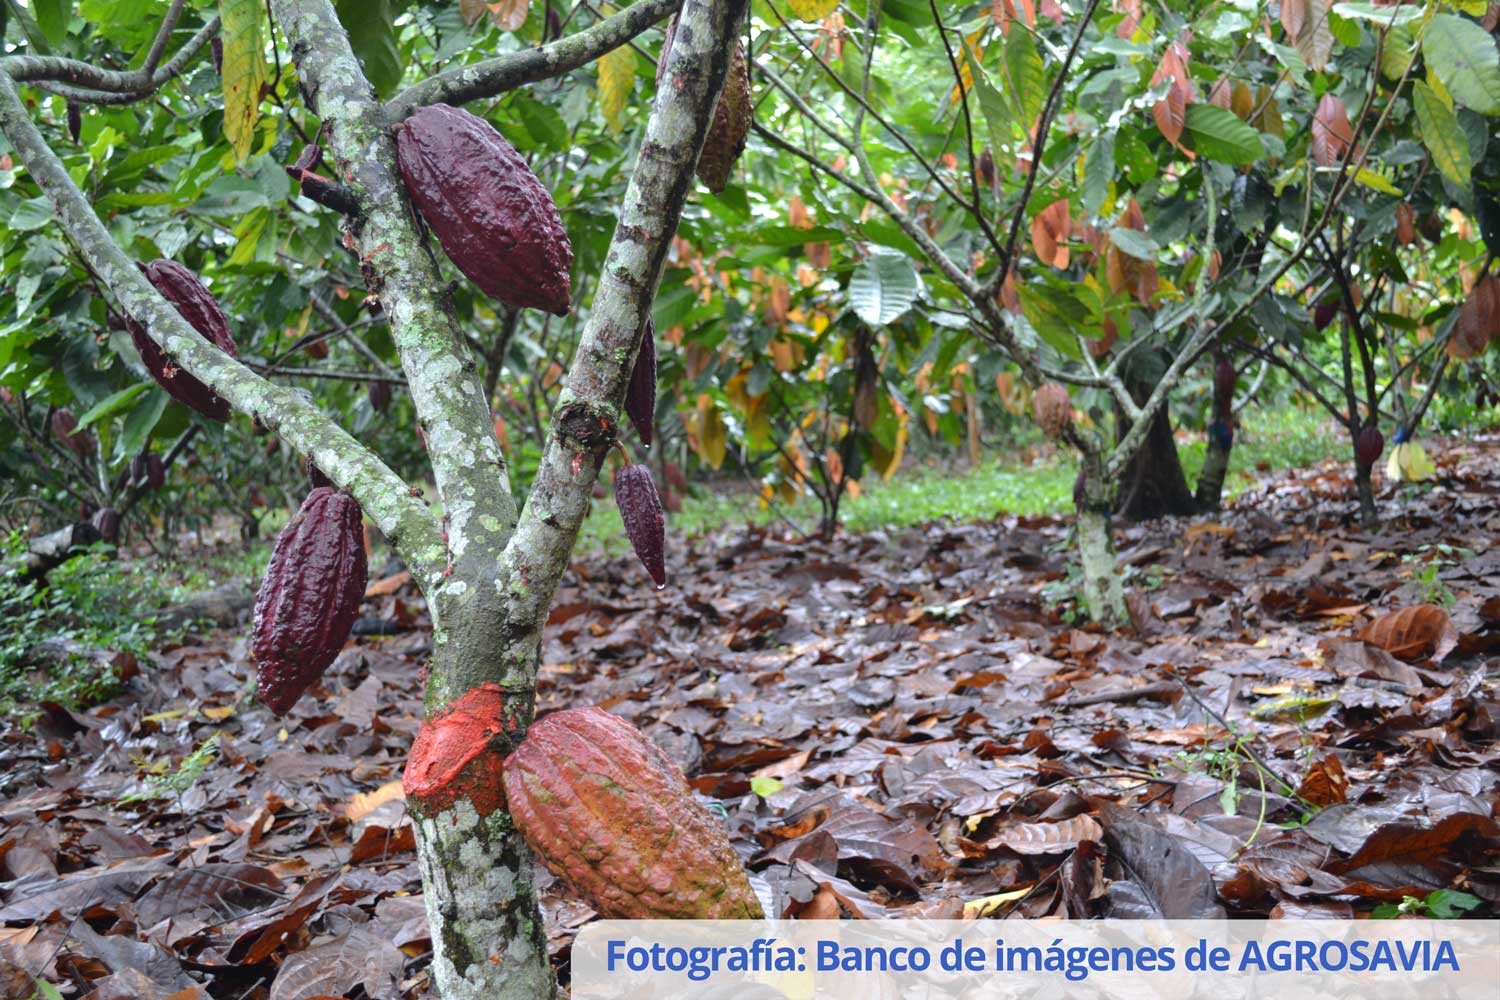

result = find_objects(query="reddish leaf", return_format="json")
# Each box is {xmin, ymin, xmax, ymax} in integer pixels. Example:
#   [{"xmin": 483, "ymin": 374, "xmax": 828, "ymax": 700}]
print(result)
[
  {"xmin": 1311, "ymin": 94, "xmax": 1353, "ymax": 168},
  {"xmin": 1355, "ymin": 604, "xmax": 1457, "ymax": 663}
]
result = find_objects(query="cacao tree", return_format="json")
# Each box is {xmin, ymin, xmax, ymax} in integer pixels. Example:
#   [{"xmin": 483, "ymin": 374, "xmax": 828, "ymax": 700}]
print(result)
[{"xmin": 0, "ymin": 0, "xmax": 745, "ymax": 995}]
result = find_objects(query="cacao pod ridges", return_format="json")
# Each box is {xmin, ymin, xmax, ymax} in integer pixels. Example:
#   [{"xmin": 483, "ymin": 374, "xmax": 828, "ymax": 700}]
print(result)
[
  {"xmin": 614, "ymin": 463, "xmax": 666, "ymax": 588},
  {"xmin": 1032, "ymin": 382, "xmax": 1072, "ymax": 440},
  {"xmin": 395, "ymin": 104, "xmax": 572, "ymax": 315},
  {"xmin": 403, "ymin": 682, "xmax": 515, "ymax": 818},
  {"xmin": 127, "ymin": 260, "xmax": 239, "ymax": 422},
  {"xmin": 502, "ymin": 707, "xmax": 764, "ymax": 920},
  {"xmin": 252, "ymin": 487, "xmax": 368, "ymax": 715}
]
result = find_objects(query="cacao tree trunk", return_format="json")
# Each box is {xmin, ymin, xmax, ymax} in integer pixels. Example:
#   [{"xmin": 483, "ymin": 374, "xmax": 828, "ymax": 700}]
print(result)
[
  {"xmin": 1353, "ymin": 462, "xmax": 1378, "ymax": 526},
  {"xmin": 1075, "ymin": 456, "xmax": 1128, "ymax": 627},
  {"xmin": 1194, "ymin": 434, "xmax": 1233, "ymax": 511}
]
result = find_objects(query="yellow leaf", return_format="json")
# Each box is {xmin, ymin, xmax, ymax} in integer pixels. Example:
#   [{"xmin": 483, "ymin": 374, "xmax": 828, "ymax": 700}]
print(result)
[
  {"xmin": 689, "ymin": 394, "xmax": 727, "ymax": 469},
  {"xmin": 345, "ymin": 779, "xmax": 405, "ymax": 821},
  {"xmin": 597, "ymin": 44, "xmax": 636, "ymax": 136},
  {"xmin": 202, "ymin": 705, "xmax": 236, "ymax": 721},
  {"xmin": 786, "ymin": 0, "xmax": 840, "ymax": 19},
  {"xmin": 963, "ymin": 887, "xmax": 1032, "ymax": 920},
  {"xmin": 1386, "ymin": 441, "xmax": 1434, "ymax": 482},
  {"xmin": 219, "ymin": 0, "xmax": 267, "ymax": 163}
]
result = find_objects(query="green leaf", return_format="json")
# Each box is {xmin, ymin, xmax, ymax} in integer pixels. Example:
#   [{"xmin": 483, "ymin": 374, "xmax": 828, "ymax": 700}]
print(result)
[
  {"xmin": 219, "ymin": 0, "xmax": 267, "ymax": 163},
  {"xmin": 32, "ymin": 0, "xmax": 68, "ymax": 46},
  {"xmin": 786, "ymin": 0, "xmax": 838, "ymax": 19},
  {"xmin": 5, "ymin": 0, "xmax": 52, "ymax": 54},
  {"xmin": 337, "ymin": 0, "xmax": 403, "ymax": 97},
  {"xmin": 1108, "ymin": 227, "xmax": 1160, "ymax": 261},
  {"xmin": 1422, "ymin": 14, "xmax": 1500, "ymax": 115},
  {"xmin": 1017, "ymin": 282, "xmax": 1088, "ymax": 358},
  {"xmin": 1412, "ymin": 80, "xmax": 1473, "ymax": 187},
  {"xmin": 1183, "ymin": 105, "xmax": 1264, "ymax": 165},
  {"xmin": 1425, "ymin": 890, "xmax": 1483, "ymax": 919},
  {"xmin": 9, "ymin": 196, "xmax": 55, "ymax": 231},
  {"xmin": 118, "ymin": 389, "xmax": 169, "ymax": 460},
  {"xmin": 849, "ymin": 253, "xmax": 920, "ymax": 327},
  {"xmin": 749, "ymin": 776, "xmax": 784, "ymax": 797},
  {"xmin": 75, "ymin": 383, "xmax": 151, "ymax": 431},
  {"xmin": 1331, "ymin": 2, "xmax": 1423, "ymax": 27}
]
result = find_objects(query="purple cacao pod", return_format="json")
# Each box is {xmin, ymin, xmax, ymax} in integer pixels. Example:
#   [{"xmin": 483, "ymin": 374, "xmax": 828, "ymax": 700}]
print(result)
[
  {"xmin": 127, "ymin": 260, "xmax": 239, "ymax": 422},
  {"xmin": 91, "ymin": 507, "xmax": 120, "ymax": 542},
  {"xmin": 67, "ymin": 102, "xmax": 81, "ymax": 144},
  {"xmin": 1356, "ymin": 425, "xmax": 1384, "ymax": 471},
  {"xmin": 625, "ymin": 318, "xmax": 657, "ymax": 447},
  {"xmin": 252, "ymin": 487, "xmax": 368, "ymax": 715},
  {"xmin": 367, "ymin": 379, "xmax": 392, "ymax": 412},
  {"xmin": 613, "ymin": 463, "xmax": 666, "ymax": 588},
  {"xmin": 395, "ymin": 104, "xmax": 572, "ymax": 315},
  {"xmin": 146, "ymin": 452, "xmax": 165, "ymax": 492}
]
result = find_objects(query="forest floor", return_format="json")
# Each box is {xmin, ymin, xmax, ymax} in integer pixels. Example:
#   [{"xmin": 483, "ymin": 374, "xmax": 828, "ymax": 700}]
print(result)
[{"xmin": 2, "ymin": 439, "xmax": 1498, "ymax": 999}]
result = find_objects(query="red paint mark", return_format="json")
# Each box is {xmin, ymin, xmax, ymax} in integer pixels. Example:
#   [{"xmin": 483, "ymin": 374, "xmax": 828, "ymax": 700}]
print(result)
[
  {"xmin": 402, "ymin": 682, "xmax": 515, "ymax": 817},
  {"xmin": 571, "ymin": 453, "xmax": 584, "ymax": 478}
]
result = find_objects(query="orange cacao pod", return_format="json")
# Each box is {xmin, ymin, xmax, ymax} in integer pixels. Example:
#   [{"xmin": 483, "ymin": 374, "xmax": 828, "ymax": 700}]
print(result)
[{"xmin": 502, "ymin": 707, "xmax": 763, "ymax": 919}]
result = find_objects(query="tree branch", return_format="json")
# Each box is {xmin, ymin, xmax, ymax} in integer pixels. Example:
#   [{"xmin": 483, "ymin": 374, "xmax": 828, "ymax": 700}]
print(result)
[
  {"xmin": 3, "ymin": 14, "xmax": 220, "ymax": 103},
  {"xmin": 0, "ymin": 71, "xmax": 444, "ymax": 582},
  {"xmin": 384, "ymin": 0, "xmax": 681, "ymax": 120}
]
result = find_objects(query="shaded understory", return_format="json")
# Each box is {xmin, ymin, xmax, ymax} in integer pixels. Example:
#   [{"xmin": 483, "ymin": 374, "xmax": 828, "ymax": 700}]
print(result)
[{"xmin": 0, "ymin": 438, "xmax": 1497, "ymax": 998}]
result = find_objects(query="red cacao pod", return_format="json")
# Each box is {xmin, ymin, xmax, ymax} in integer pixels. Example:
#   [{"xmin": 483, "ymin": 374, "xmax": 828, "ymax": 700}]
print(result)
[
  {"xmin": 367, "ymin": 379, "xmax": 392, "ymax": 412},
  {"xmin": 1032, "ymin": 382, "xmax": 1072, "ymax": 440},
  {"xmin": 657, "ymin": 17, "xmax": 751, "ymax": 193},
  {"xmin": 1213, "ymin": 357, "xmax": 1235, "ymax": 409},
  {"xmin": 625, "ymin": 318, "xmax": 657, "ymax": 447},
  {"xmin": 395, "ymin": 104, "xmax": 572, "ymax": 315},
  {"xmin": 51, "ymin": 409, "xmax": 94, "ymax": 457},
  {"xmin": 146, "ymin": 453, "xmax": 165, "ymax": 492},
  {"xmin": 502, "ymin": 707, "xmax": 763, "ymax": 919},
  {"xmin": 91, "ymin": 507, "xmax": 120, "ymax": 542},
  {"xmin": 663, "ymin": 460, "xmax": 689, "ymax": 492},
  {"xmin": 127, "ymin": 260, "xmax": 238, "ymax": 422},
  {"xmin": 614, "ymin": 463, "xmax": 665, "ymax": 588},
  {"xmin": 1394, "ymin": 203, "xmax": 1416, "ymax": 246},
  {"xmin": 1356, "ymin": 425, "xmax": 1384, "ymax": 471},
  {"xmin": 252, "ymin": 487, "xmax": 368, "ymax": 715}
]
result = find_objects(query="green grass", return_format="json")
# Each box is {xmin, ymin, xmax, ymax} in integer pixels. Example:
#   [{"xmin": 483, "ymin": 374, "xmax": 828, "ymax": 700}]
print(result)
[{"xmin": 577, "ymin": 406, "xmax": 1344, "ymax": 552}]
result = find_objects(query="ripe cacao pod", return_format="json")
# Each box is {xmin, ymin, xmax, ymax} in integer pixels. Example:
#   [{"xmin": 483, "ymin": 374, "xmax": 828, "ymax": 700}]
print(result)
[
  {"xmin": 978, "ymin": 148, "xmax": 996, "ymax": 189},
  {"xmin": 1032, "ymin": 382, "xmax": 1072, "ymax": 440},
  {"xmin": 1417, "ymin": 210, "xmax": 1444, "ymax": 244},
  {"xmin": 395, "ymin": 104, "xmax": 572, "ymax": 315},
  {"xmin": 67, "ymin": 102, "xmax": 81, "ymax": 144},
  {"xmin": 146, "ymin": 453, "xmax": 165, "ymax": 492},
  {"xmin": 51, "ymin": 409, "xmax": 94, "ymax": 457},
  {"xmin": 91, "ymin": 507, "xmax": 120, "ymax": 542},
  {"xmin": 625, "ymin": 318, "xmax": 657, "ymax": 447},
  {"xmin": 1313, "ymin": 300, "xmax": 1336, "ymax": 330},
  {"xmin": 657, "ymin": 17, "xmax": 751, "ymax": 193},
  {"xmin": 127, "ymin": 260, "xmax": 239, "ymax": 422},
  {"xmin": 614, "ymin": 463, "xmax": 665, "ymax": 588},
  {"xmin": 129, "ymin": 453, "xmax": 148, "ymax": 488},
  {"xmin": 1356, "ymin": 425, "xmax": 1384, "ymax": 471},
  {"xmin": 252, "ymin": 487, "xmax": 368, "ymax": 715},
  {"xmin": 502, "ymin": 706, "xmax": 763, "ymax": 920},
  {"xmin": 367, "ymin": 379, "xmax": 392, "ymax": 413}
]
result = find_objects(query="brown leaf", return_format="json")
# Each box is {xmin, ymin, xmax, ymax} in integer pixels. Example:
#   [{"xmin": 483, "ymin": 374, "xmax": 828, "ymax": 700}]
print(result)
[
  {"xmin": 1311, "ymin": 93, "xmax": 1352, "ymax": 168},
  {"xmin": 1330, "ymin": 812, "xmax": 1500, "ymax": 875},
  {"xmin": 1355, "ymin": 603, "xmax": 1457, "ymax": 663},
  {"xmin": 1030, "ymin": 199, "xmax": 1071, "ymax": 269},
  {"xmin": 986, "ymin": 814, "xmax": 1103, "ymax": 854},
  {"xmin": 1149, "ymin": 45, "xmax": 1194, "ymax": 151},
  {"xmin": 1295, "ymin": 755, "xmax": 1349, "ymax": 807},
  {"xmin": 1395, "ymin": 203, "xmax": 1416, "ymax": 246}
]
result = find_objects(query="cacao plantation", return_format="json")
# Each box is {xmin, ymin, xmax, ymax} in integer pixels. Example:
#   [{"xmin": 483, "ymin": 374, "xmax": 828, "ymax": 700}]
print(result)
[{"xmin": 5, "ymin": 2, "xmax": 1500, "ymax": 997}]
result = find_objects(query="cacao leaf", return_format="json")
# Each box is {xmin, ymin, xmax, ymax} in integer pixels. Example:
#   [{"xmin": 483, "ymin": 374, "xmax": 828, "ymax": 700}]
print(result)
[
  {"xmin": 1422, "ymin": 13, "xmax": 1500, "ymax": 115},
  {"xmin": 849, "ymin": 252, "xmax": 920, "ymax": 326},
  {"xmin": 487, "ymin": 0, "xmax": 531, "ymax": 32},
  {"xmin": 597, "ymin": 43, "xmax": 635, "ymax": 136},
  {"xmin": 1183, "ymin": 104, "xmax": 1264, "ymax": 165},
  {"xmin": 1356, "ymin": 604, "xmax": 1456, "ymax": 662},
  {"xmin": 1412, "ymin": 80, "xmax": 1473, "ymax": 187},
  {"xmin": 1311, "ymin": 93, "xmax": 1352, "ymax": 168},
  {"xmin": 787, "ymin": 0, "xmax": 840, "ymax": 20},
  {"xmin": 1285, "ymin": 0, "xmax": 1333, "ymax": 71},
  {"xmin": 1030, "ymin": 199, "xmax": 1070, "ymax": 269},
  {"xmin": 218, "ymin": 0, "xmax": 267, "ymax": 163}
]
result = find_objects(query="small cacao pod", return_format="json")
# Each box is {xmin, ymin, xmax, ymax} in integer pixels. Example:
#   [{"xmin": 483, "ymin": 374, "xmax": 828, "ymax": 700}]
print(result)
[
  {"xmin": 146, "ymin": 453, "xmax": 165, "ymax": 492},
  {"xmin": 614, "ymin": 463, "xmax": 666, "ymax": 588},
  {"xmin": 1312, "ymin": 300, "xmax": 1337, "ymax": 330},
  {"xmin": 1356, "ymin": 425, "xmax": 1384, "ymax": 471},
  {"xmin": 252, "ymin": 487, "xmax": 368, "ymax": 715},
  {"xmin": 544, "ymin": 5, "xmax": 562, "ymax": 42},
  {"xmin": 657, "ymin": 17, "xmax": 751, "ymax": 193},
  {"xmin": 130, "ymin": 453, "xmax": 149, "ymax": 488},
  {"xmin": 211, "ymin": 37, "xmax": 223, "ymax": 76},
  {"xmin": 91, "ymin": 507, "xmax": 120, "ymax": 542},
  {"xmin": 67, "ymin": 102, "xmax": 82, "ymax": 144},
  {"xmin": 127, "ymin": 260, "xmax": 238, "ymax": 422},
  {"xmin": 395, "ymin": 104, "xmax": 572, "ymax": 315},
  {"xmin": 367, "ymin": 379, "xmax": 392, "ymax": 413},
  {"xmin": 663, "ymin": 460, "xmax": 689, "ymax": 493},
  {"xmin": 502, "ymin": 706, "xmax": 763, "ymax": 919},
  {"xmin": 1213, "ymin": 357, "xmax": 1235, "ymax": 410},
  {"xmin": 51, "ymin": 409, "xmax": 94, "ymax": 457},
  {"xmin": 1417, "ymin": 210, "xmax": 1444, "ymax": 244},
  {"xmin": 1032, "ymin": 382, "xmax": 1072, "ymax": 440},
  {"xmin": 978, "ymin": 148, "xmax": 996, "ymax": 189},
  {"xmin": 625, "ymin": 318, "xmax": 657, "ymax": 446},
  {"xmin": 1394, "ymin": 203, "xmax": 1416, "ymax": 246}
]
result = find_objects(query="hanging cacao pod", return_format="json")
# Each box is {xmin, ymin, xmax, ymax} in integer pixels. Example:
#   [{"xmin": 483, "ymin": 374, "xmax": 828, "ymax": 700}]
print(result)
[
  {"xmin": 211, "ymin": 37, "xmax": 223, "ymax": 76},
  {"xmin": 1213, "ymin": 357, "xmax": 1235, "ymax": 410},
  {"xmin": 146, "ymin": 452, "xmax": 165, "ymax": 492},
  {"xmin": 656, "ymin": 16, "xmax": 752, "ymax": 193},
  {"xmin": 1312, "ymin": 300, "xmax": 1337, "ymax": 330},
  {"xmin": 1394, "ymin": 203, "xmax": 1416, "ymax": 246},
  {"xmin": 67, "ymin": 102, "xmax": 81, "ymax": 144},
  {"xmin": 614, "ymin": 463, "xmax": 666, "ymax": 588},
  {"xmin": 1356, "ymin": 425, "xmax": 1384, "ymax": 471},
  {"xmin": 91, "ymin": 507, "xmax": 120, "ymax": 542},
  {"xmin": 502, "ymin": 706, "xmax": 763, "ymax": 920},
  {"xmin": 129, "ymin": 453, "xmax": 149, "ymax": 488},
  {"xmin": 252, "ymin": 487, "xmax": 368, "ymax": 715},
  {"xmin": 51, "ymin": 409, "xmax": 94, "ymax": 457},
  {"xmin": 1032, "ymin": 382, "xmax": 1072, "ymax": 440},
  {"xmin": 367, "ymin": 379, "xmax": 392, "ymax": 412},
  {"xmin": 1417, "ymin": 210, "xmax": 1445, "ymax": 244},
  {"xmin": 395, "ymin": 104, "xmax": 573, "ymax": 315},
  {"xmin": 978, "ymin": 148, "xmax": 996, "ymax": 189},
  {"xmin": 127, "ymin": 260, "xmax": 239, "ymax": 422},
  {"xmin": 625, "ymin": 318, "xmax": 657, "ymax": 447}
]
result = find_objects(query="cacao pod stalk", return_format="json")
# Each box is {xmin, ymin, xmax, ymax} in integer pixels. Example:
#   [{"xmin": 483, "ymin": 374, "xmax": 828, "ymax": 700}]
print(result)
[
  {"xmin": 502, "ymin": 706, "xmax": 764, "ymax": 919},
  {"xmin": 252, "ymin": 487, "xmax": 368, "ymax": 715}
]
